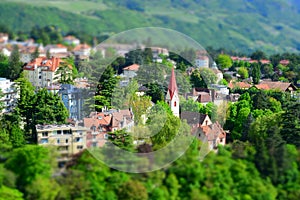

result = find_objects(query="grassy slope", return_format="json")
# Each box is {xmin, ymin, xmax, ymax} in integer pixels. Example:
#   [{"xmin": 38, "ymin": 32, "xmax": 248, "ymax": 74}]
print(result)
[{"xmin": 0, "ymin": 0, "xmax": 299, "ymax": 54}]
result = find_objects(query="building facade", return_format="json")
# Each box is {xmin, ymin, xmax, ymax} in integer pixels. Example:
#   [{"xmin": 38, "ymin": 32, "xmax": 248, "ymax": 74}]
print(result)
[
  {"xmin": 58, "ymin": 84, "xmax": 86, "ymax": 121},
  {"xmin": 0, "ymin": 78, "xmax": 17, "ymax": 113},
  {"xmin": 36, "ymin": 124, "xmax": 88, "ymax": 165},
  {"xmin": 23, "ymin": 57, "xmax": 63, "ymax": 88}
]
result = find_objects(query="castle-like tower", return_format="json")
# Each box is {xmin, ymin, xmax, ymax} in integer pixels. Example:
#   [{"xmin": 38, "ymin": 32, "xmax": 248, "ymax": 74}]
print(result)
[{"xmin": 165, "ymin": 67, "xmax": 180, "ymax": 117}]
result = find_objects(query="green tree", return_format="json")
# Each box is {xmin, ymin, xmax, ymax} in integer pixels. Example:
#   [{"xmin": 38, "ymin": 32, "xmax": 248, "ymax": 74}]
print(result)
[
  {"xmin": 216, "ymin": 54, "xmax": 232, "ymax": 70},
  {"xmin": 190, "ymin": 69, "xmax": 206, "ymax": 88},
  {"xmin": 250, "ymin": 50, "xmax": 267, "ymax": 61},
  {"xmin": 5, "ymin": 145, "xmax": 54, "ymax": 192},
  {"xmin": 237, "ymin": 66, "xmax": 249, "ymax": 79},
  {"xmin": 145, "ymin": 83, "xmax": 165, "ymax": 103},
  {"xmin": 281, "ymin": 102, "xmax": 300, "ymax": 147},
  {"xmin": 95, "ymin": 66, "xmax": 119, "ymax": 111},
  {"xmin": 251, "ymin": 63, "xmax": 261, "ymax": 84},
  {"xmin": 31, "ymin": 46, "xmax": 39, "ymax": 60},
  {"xmin": 7, "ymin": 45, "xmax": 22, "ymax": 80},
  {"xmin": 118, "ymin": 180, "xmax": 148, "ymax": 200},
  {"xmin": 199, "ymin": 68, "xmax": 217, "ymax": 86}
]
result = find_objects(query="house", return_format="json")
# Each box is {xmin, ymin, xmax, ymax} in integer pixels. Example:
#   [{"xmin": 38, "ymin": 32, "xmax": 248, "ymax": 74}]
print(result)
[
  {"xmin": 0, "ymin": 78, "xmax": 18, "ymax": 113},
  {"xmin": 36, "ymin": 124, "xmax": 88, "ymax": 167},
  {"xmin": 120, "ymin": 64, "xmax": 140, "ymax": 86},
  {"xmin": 63, "ymin": 35, "xmax": 80, "ymax": 46},
  {"xmin": 23, "ymin": 57, "xmax": 64, "ymax": 88},
  {"xmin": 19, "ymin": 44, "xmax": 45, "ymax": 63},
  {"xmin": 151, "ymin": 47, "xmax": 169, "ymax": 58},
  {"xmin": 255, "ymin": 81, "xmax": 297, "ymax": 94},
  {"xmin": 195, "ymin": 56, "xmax": 209, "ymax": 68},
  {"xmin": 44, "ymin": 44, "xmax": 69, "ymax": 58},
  {"xmin": 0, "ymin": 33, "xmax": 9, "ymax": 44},
  {"xmin": 279, "ymin": 60, "xmax": 290, "ymax": 66},
  {"xmin": 211, "ymin": 62, "xmax": 223, "ymax": 83},
  {"xmin": 181, "ymin": 111, "xmax": 226, "ymax": 151},
  {"xmin": 58, "ymin": 84, "xmax": 86, "ymax": 121},
  {"xmin": 83, "ymin": 109, "xmax": 134, "ymax": 148},
  {"xmin": 84, "ymin": 112, "xmax": 112, "ymax": 148},
  {"xmin": 0, "ymin": 46, "xmax": 11, "ymax": 57},
  {"xmin": 228, "ymin": 81, "xmax": 251, "ymax": 90}
]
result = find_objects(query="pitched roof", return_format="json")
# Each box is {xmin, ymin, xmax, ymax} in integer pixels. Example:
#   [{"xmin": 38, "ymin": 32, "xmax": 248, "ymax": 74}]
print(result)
[
  {"xmin": 23, "ymin": 57, "xmax": 63, "ymax": 72},
  {"xmin": 73, "ymin": 43, "xmax": 91, "ymax": 51},
  {"xmin": 181, "ymin": 111, "xmax": 208, "ymax": 126},
  {"xmin": 123, "ymin": 64, "xmax": 140, "ymax": 71},
  {"xmin": 257, "ymin": 81, "xmax": 297, "ymax": 91},
  {"xmin": 83, "ymin": 112, "xmax": 112, "ymax": 129},
  {"xmin": 111, "ymin": 109, "xmax": 133, "ymax": 128},
  {"xmin": 228, "ymin": 81, "xmax": 251, "ymax": 89},
  {"xmin": 168, "ymin": 67, "xmax": 178, "ymax": 99},
  {"xmin": 196, "ymin": 92, "xmax": 211, "ymax": 103},
  {"xmin": 199, "ymin": 121, "xmax": 226, "ymax": 141}
]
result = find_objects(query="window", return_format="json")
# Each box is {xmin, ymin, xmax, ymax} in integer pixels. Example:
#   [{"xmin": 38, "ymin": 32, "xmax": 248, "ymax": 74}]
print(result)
[
  {"xmin": 41, "ymin": 138, "xmax": 48, "ymax": 144},
  {"xmin": 42, "ymin": 132, "xmax": 48, "ymax": 137},
  {"xmin": 77, "ymin": 145, "xmax": 83, "ymax": 150},
  {"xmin": 104, "ymin": 134, "xmax": 109, "ymax": 139},
  {"xmin": 66, "ymin": 139, "xmax": 68, "ymax": 143},
  {"xmin": 174, "ymin": 101, "xmax": 176, "ymax": 107},
  {"xmin": 92, "ymin": 142, "xmax": 97, "ymax": 147},
  {"xmin": 57, "ymin": 139, "xmax": 60, "ymax": 144},
  {"xmin": 220, "ymin": 138, "xmax": 223, "ymax": 143},
  {"xmin": 57, "ymin": 130, "xmax": 62, "ymax": 135},
  {"xmin": 76, "ymin": 137, "xmax": 82, "ymax": 142}
]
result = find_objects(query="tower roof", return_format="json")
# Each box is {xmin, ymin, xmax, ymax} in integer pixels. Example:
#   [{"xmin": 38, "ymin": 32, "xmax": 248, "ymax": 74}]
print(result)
[{"xmin": 168, "ymin": 67, "xmax": 178, "ymax": 99}]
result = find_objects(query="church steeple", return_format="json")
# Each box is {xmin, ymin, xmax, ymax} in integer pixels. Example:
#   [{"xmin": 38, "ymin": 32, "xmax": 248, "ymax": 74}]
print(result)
[{"xmin": 166, "ymin": 67, "xmax": 180, "ymax": 117}]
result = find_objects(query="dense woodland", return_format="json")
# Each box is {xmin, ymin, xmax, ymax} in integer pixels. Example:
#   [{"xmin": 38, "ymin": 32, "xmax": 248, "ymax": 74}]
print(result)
[{"xmin": 0, "ymin": 34, "xmax": 300, "ymax": 199}]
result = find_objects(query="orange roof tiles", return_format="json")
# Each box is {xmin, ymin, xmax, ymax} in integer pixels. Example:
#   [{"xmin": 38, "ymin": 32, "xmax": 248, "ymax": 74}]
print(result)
[
  {"xmin": 73, "ymin": 43, "xmax": 91, "ymax": 51},
  {"xmin": 228, "ymin": 81, "xmax": 251, "ymax": 89},
  {"xmin": 123, "ymin": 64, "xmax": 140, "ymax": 71},
  {"xmin": 23, "ymin": 57, "xmax": 63, "ymax": 72},
  {"xmin": 256, "ymin": 81, "xmax": 297, "ymax": 92}
]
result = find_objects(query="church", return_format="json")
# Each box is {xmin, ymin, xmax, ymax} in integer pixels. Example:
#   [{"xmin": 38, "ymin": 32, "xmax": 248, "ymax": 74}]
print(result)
[{"xmin": 165, "ymin": 67, "xmax": 180, "ymax": 117}]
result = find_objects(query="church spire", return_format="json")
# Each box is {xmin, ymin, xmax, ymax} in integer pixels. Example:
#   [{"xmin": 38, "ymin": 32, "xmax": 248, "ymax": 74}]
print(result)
[{"xmin": 166, "ymin": 67, "xmax": 180, "ymax": 117}]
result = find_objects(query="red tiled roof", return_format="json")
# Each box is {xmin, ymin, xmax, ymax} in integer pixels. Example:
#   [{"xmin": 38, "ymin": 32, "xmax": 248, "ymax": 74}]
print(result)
[
  {"xmin": 279, "ymin": 60, "xmax": 290, "ymax": 65},
  {"xmin": 255, "ymin": 83, "xmax": 270, "ymax": 90},
  {"xmin": 111, "ymin": 109, "xmax": 132, "ymax": 128},
  {"xmin": 73, "ymin": 43, "xmax": 91, "ymax": 51},
  {"xmin": 84, "ymin": 112, "xmax": 112, "ymax": 129},
  {"xmin": 256, "ymin": 81, "xmax": 297, "ymax": 92},
  {"xmin": 23, "ymin": 57, "xmax": 63, "ymax": 72},
  {"xmin": 228, "ymin": 81, "xmax": 251, "ymax": 89},
  {"xmin": 123, "ymin": 64, "xmax": 140, "ymax": 71}
]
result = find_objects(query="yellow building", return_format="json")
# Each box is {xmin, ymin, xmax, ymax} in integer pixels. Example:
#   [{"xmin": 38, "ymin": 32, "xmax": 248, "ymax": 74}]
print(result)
[{"xmin": 36, "ymin": 124, "xmax": 88, "ymax": 165}]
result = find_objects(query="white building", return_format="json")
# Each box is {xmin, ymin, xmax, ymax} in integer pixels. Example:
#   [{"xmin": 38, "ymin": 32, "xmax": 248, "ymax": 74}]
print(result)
[
  {"xmin": 23, "ymin": 57, "xmax": 63, "ymax": 88},
  {"xmin": 63, "ymin": 35, "xmax": 80, "ymax": 46},
  {"xmin": 195, "ymin": 56, "xmax": 209, "ymax": 68},
  {"xmin": 0, "ymin": 78, "xmax": 17, "ymax": 113}
]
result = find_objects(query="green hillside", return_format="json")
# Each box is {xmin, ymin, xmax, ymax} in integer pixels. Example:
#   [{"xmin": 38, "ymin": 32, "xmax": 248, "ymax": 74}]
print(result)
[{"xmin": 0, "ymin": 0, "xmax": 299, "ymax": 54}]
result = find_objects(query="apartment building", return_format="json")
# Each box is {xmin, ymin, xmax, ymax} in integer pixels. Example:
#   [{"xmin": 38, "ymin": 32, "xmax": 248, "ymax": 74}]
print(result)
[
  {"xmin": 23, "ymin": 57, "xmax": 63, "ymax": 88},
  {"xmin": 0, "ymin": 77, "xmax": 18, "ymax": 113},
  {"xmin": 36, "ymin": 124, "xmax": 88, "ymax": 166}
]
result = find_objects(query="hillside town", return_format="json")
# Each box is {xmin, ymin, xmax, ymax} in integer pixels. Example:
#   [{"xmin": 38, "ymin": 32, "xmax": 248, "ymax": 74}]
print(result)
[
  {"xmin": 1, "ymin": 28, "xmax": 300, "ymax": 199},
  {"xmin": 1, "ymin": 32, "xmax": 299, "ymax": 166}
]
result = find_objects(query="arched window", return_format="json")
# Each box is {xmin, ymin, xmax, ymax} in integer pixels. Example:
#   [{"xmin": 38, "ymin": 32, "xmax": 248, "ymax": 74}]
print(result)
[{"xmin": 174, "ymin": 101, "xmax": 176, "ymax": 107}]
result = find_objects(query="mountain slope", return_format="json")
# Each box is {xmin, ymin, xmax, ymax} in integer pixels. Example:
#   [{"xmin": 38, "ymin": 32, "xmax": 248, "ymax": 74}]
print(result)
[{"xmin": 0, "ymin": 0, "xmax": 299, "ymax": 54}]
